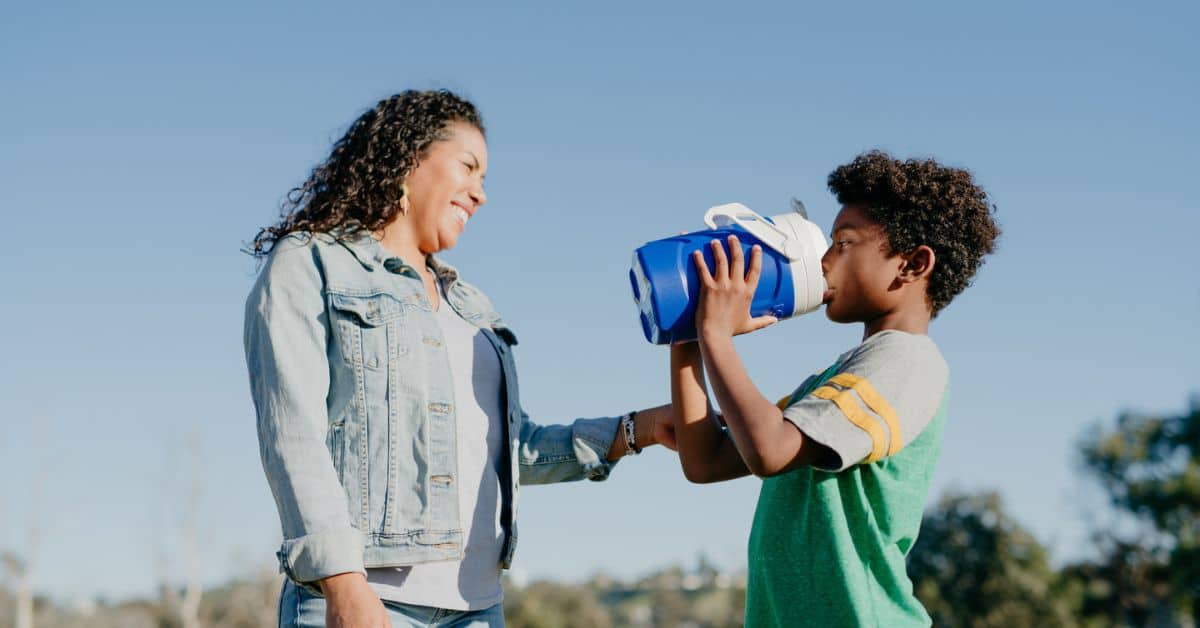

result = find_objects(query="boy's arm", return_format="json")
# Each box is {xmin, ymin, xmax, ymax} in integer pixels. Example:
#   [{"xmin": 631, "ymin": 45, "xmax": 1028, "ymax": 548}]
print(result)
[
  {"xmin": 698, "ymin": 332, "xmax": 831, "ymax": 476},
  {"xmin": 693, "ymin": 236, "xmax": 833, "ymax": 477},
  {"xmin": 670, "ymin": 341, "xmax": 751, "ymax": 483}
]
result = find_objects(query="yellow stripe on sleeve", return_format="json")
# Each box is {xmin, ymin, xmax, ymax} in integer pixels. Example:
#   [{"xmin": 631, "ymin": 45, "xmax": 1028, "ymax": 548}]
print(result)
[
  {"xmin": 775, "ymin": 395, "xmax": 793, "ymax": 411},
  {"xmin": 829, "ymin": 373, "xmax": 904, "ymax": 456},
  {"xmin": 810, "ymin": 385, "xmax": 887, "ymax": 462}
]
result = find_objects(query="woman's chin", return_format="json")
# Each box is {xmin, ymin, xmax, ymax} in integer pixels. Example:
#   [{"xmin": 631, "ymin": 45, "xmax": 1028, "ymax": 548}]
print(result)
[{"xmin": 433, "ymin": 230, "xmax": 462, "ymax": 252}]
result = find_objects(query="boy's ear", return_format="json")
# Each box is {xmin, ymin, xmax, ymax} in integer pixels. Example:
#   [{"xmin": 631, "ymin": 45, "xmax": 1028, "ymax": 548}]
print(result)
[{"xmin": 898, "ymin": 245, "xmax": 936, "ymax": 284}]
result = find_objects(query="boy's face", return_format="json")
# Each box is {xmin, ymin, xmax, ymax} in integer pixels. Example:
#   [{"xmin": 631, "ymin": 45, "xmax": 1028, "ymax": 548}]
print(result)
[{"xmin": 820, "ymin": 204, "xmax": 903, "ymax": 324}]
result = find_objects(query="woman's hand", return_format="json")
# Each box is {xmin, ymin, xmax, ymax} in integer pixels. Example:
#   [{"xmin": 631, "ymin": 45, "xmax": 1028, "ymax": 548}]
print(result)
[
  {"xmin": 692, "ymin": 236, "xmax": 778, "ymax": 339},
  {"xmin": 320, "ymin": 572, "xmax": 390, "ymax": 628}
]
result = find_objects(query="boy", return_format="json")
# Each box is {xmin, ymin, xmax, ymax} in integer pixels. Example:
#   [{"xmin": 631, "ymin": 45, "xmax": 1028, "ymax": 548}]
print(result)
[{"xmin": 671, "ymin": 150, "xmax": 1000, "ymax": 626}]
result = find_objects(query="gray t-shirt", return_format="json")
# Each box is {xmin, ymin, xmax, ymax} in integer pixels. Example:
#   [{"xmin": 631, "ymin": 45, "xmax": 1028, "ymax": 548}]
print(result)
[
  {"xmin": 367, "ymin": 282, "xmax": 506, "ymax": 610},
  {"xmin": 781, "ymin": 330, "xmax": 949, "ymax": 472}
]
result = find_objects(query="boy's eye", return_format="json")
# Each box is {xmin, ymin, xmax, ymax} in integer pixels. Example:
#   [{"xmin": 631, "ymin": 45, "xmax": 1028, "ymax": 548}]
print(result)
[{"xmin": 836, "ymin": 240, "xmax": 851, "ymax": 248}]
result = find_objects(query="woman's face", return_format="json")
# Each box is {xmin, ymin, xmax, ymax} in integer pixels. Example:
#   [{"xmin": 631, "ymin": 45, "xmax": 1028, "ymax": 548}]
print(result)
[{"xmin": 403, "ymin": 121, "xmax": 488, "ymax": 254}]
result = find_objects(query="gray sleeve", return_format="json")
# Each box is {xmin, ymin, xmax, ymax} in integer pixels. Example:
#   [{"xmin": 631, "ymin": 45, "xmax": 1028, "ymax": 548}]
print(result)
[{"xmin": 782, "ymin": 331, "xmax": 949, "ymax": 472}]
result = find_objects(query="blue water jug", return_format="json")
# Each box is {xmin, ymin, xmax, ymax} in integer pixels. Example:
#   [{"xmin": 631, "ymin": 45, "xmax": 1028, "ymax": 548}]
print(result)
[{"xmin": 630, "ymin": 202, "xmax": 828, "ymax": 345}]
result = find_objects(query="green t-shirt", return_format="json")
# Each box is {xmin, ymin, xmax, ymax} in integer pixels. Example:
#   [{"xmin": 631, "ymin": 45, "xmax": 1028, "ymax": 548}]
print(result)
[{"xmin": 746, "ymin": 330, "xmax": 950, "ymax": 627}]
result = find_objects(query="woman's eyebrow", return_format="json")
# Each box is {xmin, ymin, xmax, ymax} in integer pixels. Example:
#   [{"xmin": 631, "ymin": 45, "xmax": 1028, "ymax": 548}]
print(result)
[{"xmin": 465, "ymin": 151, "xmax": 485, "ymax": 180}]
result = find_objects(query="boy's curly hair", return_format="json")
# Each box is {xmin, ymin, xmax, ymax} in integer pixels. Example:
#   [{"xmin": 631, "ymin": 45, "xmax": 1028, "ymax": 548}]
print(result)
[
  {"xmin": 827, "ymin": 150, "xmax": 1000, "ymax": 316},
  {"xmin": 248, "ymin": 89, "xmax": 484, "ymax": 257}
]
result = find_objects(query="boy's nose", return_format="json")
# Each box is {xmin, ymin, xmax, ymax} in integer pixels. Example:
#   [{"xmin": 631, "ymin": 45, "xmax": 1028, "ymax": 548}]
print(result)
[{"xmin": 820, "ymin": 246, "xmax": 833, "ymax": 274}]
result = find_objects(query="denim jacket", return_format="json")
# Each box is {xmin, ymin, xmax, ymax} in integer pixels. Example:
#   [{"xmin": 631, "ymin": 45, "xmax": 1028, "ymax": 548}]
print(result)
[{"xmin": 244, "ymin": 231, "xmax": 621, "ymax": 587}]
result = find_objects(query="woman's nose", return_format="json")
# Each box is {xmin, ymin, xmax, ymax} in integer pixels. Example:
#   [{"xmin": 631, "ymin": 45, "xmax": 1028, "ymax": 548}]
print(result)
[{"xmin": 470, "ymin": 182, "xmax": 487, "ymax": 208}]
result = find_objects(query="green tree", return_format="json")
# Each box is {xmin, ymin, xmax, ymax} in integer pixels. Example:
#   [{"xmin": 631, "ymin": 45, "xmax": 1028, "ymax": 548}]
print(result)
[
  {"xmin": 907, "ymin": 491, "xmax": 1075, "ymax": 627},
  {"xmin": 1080, "ymin": 396, "xmax": 1200, "ymax": 625},
  {"xmin": 1058, "ymin": 538, "xmax": 1174, "ymax": 627}
]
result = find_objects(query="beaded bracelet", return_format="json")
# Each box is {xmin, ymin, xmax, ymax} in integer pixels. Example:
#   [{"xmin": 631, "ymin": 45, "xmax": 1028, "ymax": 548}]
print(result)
[{"xmin": 621, "ymin": 411, "xmax": 641, "ymax": 455}]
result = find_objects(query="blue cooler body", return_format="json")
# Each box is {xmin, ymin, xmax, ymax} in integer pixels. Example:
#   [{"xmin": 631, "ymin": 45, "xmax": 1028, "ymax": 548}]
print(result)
[{"xmin": 630, "ymin": 203, "xmax": 828, "ymax": 345}]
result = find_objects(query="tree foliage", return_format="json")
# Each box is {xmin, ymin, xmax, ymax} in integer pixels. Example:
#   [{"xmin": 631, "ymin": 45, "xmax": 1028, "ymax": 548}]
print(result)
[
  {"xmin": 908, "ymin": 491, "xmax": 1075, "ymax": 627},
  {"xmin": 1077, "ymin": 397, "xmax": 1200, "ymax": 625}
]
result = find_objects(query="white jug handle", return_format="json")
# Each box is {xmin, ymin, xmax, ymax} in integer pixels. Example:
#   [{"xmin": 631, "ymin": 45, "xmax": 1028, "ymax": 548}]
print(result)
[{"xmin": 702, "ymin": 203, "xmax": 803, "ymax": 260}]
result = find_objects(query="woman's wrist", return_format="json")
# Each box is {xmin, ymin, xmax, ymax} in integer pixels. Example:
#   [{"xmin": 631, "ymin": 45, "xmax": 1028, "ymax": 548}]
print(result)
[
  {"xmin": 635, "ymin": 405, "xmax": 669, "ymax": 448},
  {"xmin": 620, "ymin": 411, "xmax": 642, "ymax": 454},
  {"xmin": 318, "ymin": 571, "xmax": 369, "ymax": 598},
  {"xmin": 607, "ymin": 405, "xmax": 672, "ymax": 460}
]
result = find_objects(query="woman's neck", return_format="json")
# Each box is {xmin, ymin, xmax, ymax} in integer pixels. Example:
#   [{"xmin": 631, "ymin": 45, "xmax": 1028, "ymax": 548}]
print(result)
[
  {"xmin": 374, "ymin": 223, "xmax": 440, "ymax": 308},
  {"xmin": 373, "ymin": 223, "xmax": 427, "ymax": 269}
]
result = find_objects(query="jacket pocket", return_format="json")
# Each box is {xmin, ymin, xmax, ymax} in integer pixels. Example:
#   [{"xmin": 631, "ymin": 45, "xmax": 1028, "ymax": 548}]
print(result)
[{"xmin": 329, "ymin": 292, "xmax": 409, "ymax": 370}]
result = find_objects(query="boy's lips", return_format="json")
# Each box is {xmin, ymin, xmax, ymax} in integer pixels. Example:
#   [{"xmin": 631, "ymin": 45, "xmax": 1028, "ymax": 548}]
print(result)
[{"xmin": 822, "ymin": 288, "xmax": 834, "ymax": 304}]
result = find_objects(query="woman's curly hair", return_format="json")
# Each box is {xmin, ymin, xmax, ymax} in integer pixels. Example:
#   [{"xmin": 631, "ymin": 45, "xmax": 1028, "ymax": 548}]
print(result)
[
  {"xmin": 248, "ymin": 89, "xmax": 485, "ymax": 257},
  {"xmin": 827, "ymin": 150, "xmax": 1000, "ymax": 316}
]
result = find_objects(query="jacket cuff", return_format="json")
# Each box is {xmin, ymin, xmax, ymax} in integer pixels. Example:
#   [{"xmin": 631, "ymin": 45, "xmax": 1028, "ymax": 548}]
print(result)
[
  {"xmin": 277, "ymin": 526, "xmax": 366, "ymax": 587},
  {"xmin": 572, "ymin": 415, "xmax": 622, "ymax": 481}
]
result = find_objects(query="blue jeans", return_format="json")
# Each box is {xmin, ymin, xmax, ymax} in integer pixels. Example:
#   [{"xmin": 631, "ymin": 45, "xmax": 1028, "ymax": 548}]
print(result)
[{"xmin": 279, "ymin": 579, "xmax": 504, "ymax": 628}]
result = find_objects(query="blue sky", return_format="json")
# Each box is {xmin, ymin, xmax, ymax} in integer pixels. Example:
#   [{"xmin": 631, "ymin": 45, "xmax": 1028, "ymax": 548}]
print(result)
[{"xmin": 1, "ymin": 0, "xmax": 1197, "ymax": 602}]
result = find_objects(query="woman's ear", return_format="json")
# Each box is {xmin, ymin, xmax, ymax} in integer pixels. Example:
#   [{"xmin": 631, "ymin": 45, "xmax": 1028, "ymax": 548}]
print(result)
[{"xmin": 899, "ymin": 245, "xmax": 936, "ymax": 283}]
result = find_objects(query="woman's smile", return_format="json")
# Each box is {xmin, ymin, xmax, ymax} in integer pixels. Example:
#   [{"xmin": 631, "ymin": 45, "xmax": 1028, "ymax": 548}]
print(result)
[{"xmin": 452, "ymin": 201, "xmax": 474, "ymax": 228}]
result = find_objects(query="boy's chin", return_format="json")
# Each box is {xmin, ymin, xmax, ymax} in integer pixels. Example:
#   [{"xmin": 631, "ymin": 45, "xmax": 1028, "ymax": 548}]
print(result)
[{"xmin": 823, "ymin": 306, "xmax": 853, "ymax": 324}]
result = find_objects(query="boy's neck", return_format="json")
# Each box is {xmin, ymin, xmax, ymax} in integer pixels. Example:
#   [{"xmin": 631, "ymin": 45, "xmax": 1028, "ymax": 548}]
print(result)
[{"xmin": 861, "ymin": 307, "xmax": 931, "ymax": 341}]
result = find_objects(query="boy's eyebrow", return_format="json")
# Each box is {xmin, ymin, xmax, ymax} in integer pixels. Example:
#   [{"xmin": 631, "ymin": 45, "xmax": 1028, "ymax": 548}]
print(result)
[{"xmin": 830, "ymin": 223, "xmax": 859, "ymax": 235}]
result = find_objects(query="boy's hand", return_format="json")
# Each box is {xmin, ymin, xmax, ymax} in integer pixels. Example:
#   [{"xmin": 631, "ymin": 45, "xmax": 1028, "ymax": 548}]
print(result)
[{"xmin": 693, "ymin": 235, "xmax": 778, "ymax": 339}]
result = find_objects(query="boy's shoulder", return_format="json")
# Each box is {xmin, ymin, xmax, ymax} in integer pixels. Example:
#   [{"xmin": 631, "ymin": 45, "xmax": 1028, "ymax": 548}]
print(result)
[
  {"xmin": 835, "ymin": 330, "xmax": 950, "ymax": 429},
  {"xmin": 838, "ymin": 330, "xmax": 948, "ymax": 379},
  {"xmin": 783, "ymin": 330, "xmax": 949, "ymax": 471}
]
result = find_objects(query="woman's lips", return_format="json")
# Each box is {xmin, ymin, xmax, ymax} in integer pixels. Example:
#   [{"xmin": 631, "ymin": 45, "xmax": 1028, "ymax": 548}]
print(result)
[{"xmin": 451, "ymin": 202, "xmax": 473, "ymax": 227}]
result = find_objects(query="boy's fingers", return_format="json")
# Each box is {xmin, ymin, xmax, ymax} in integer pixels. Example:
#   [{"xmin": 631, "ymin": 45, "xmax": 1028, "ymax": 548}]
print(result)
[
  {"xmin": 746, "ymin": 245, "xmax": 763, "ymax": 285},
  {"xmin": 727, "ymin": 236, "xmax": 744, "ymax": 281},
  {"xmin": 710, "ymin": 239, "xmax": 729, "ymax": 280},
  {"xmin": 692, "ymin": 250, "xmax": 715, "ymax": 287}
]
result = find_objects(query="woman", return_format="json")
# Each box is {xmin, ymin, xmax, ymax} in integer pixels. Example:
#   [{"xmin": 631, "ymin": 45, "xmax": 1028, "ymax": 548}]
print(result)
[{"xmin": 244, "ymin": 90, "xmax": 675, "ymax": 627}]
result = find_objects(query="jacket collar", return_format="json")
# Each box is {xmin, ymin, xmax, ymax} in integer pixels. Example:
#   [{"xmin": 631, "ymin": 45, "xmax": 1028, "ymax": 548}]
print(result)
[
  {"xmin": 334, "ymin": 229, "xmax": 460, "ymax": 282},
  {"xmin": 331, "ymin": 229, "xmax": 514, "ymax": 344}
]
